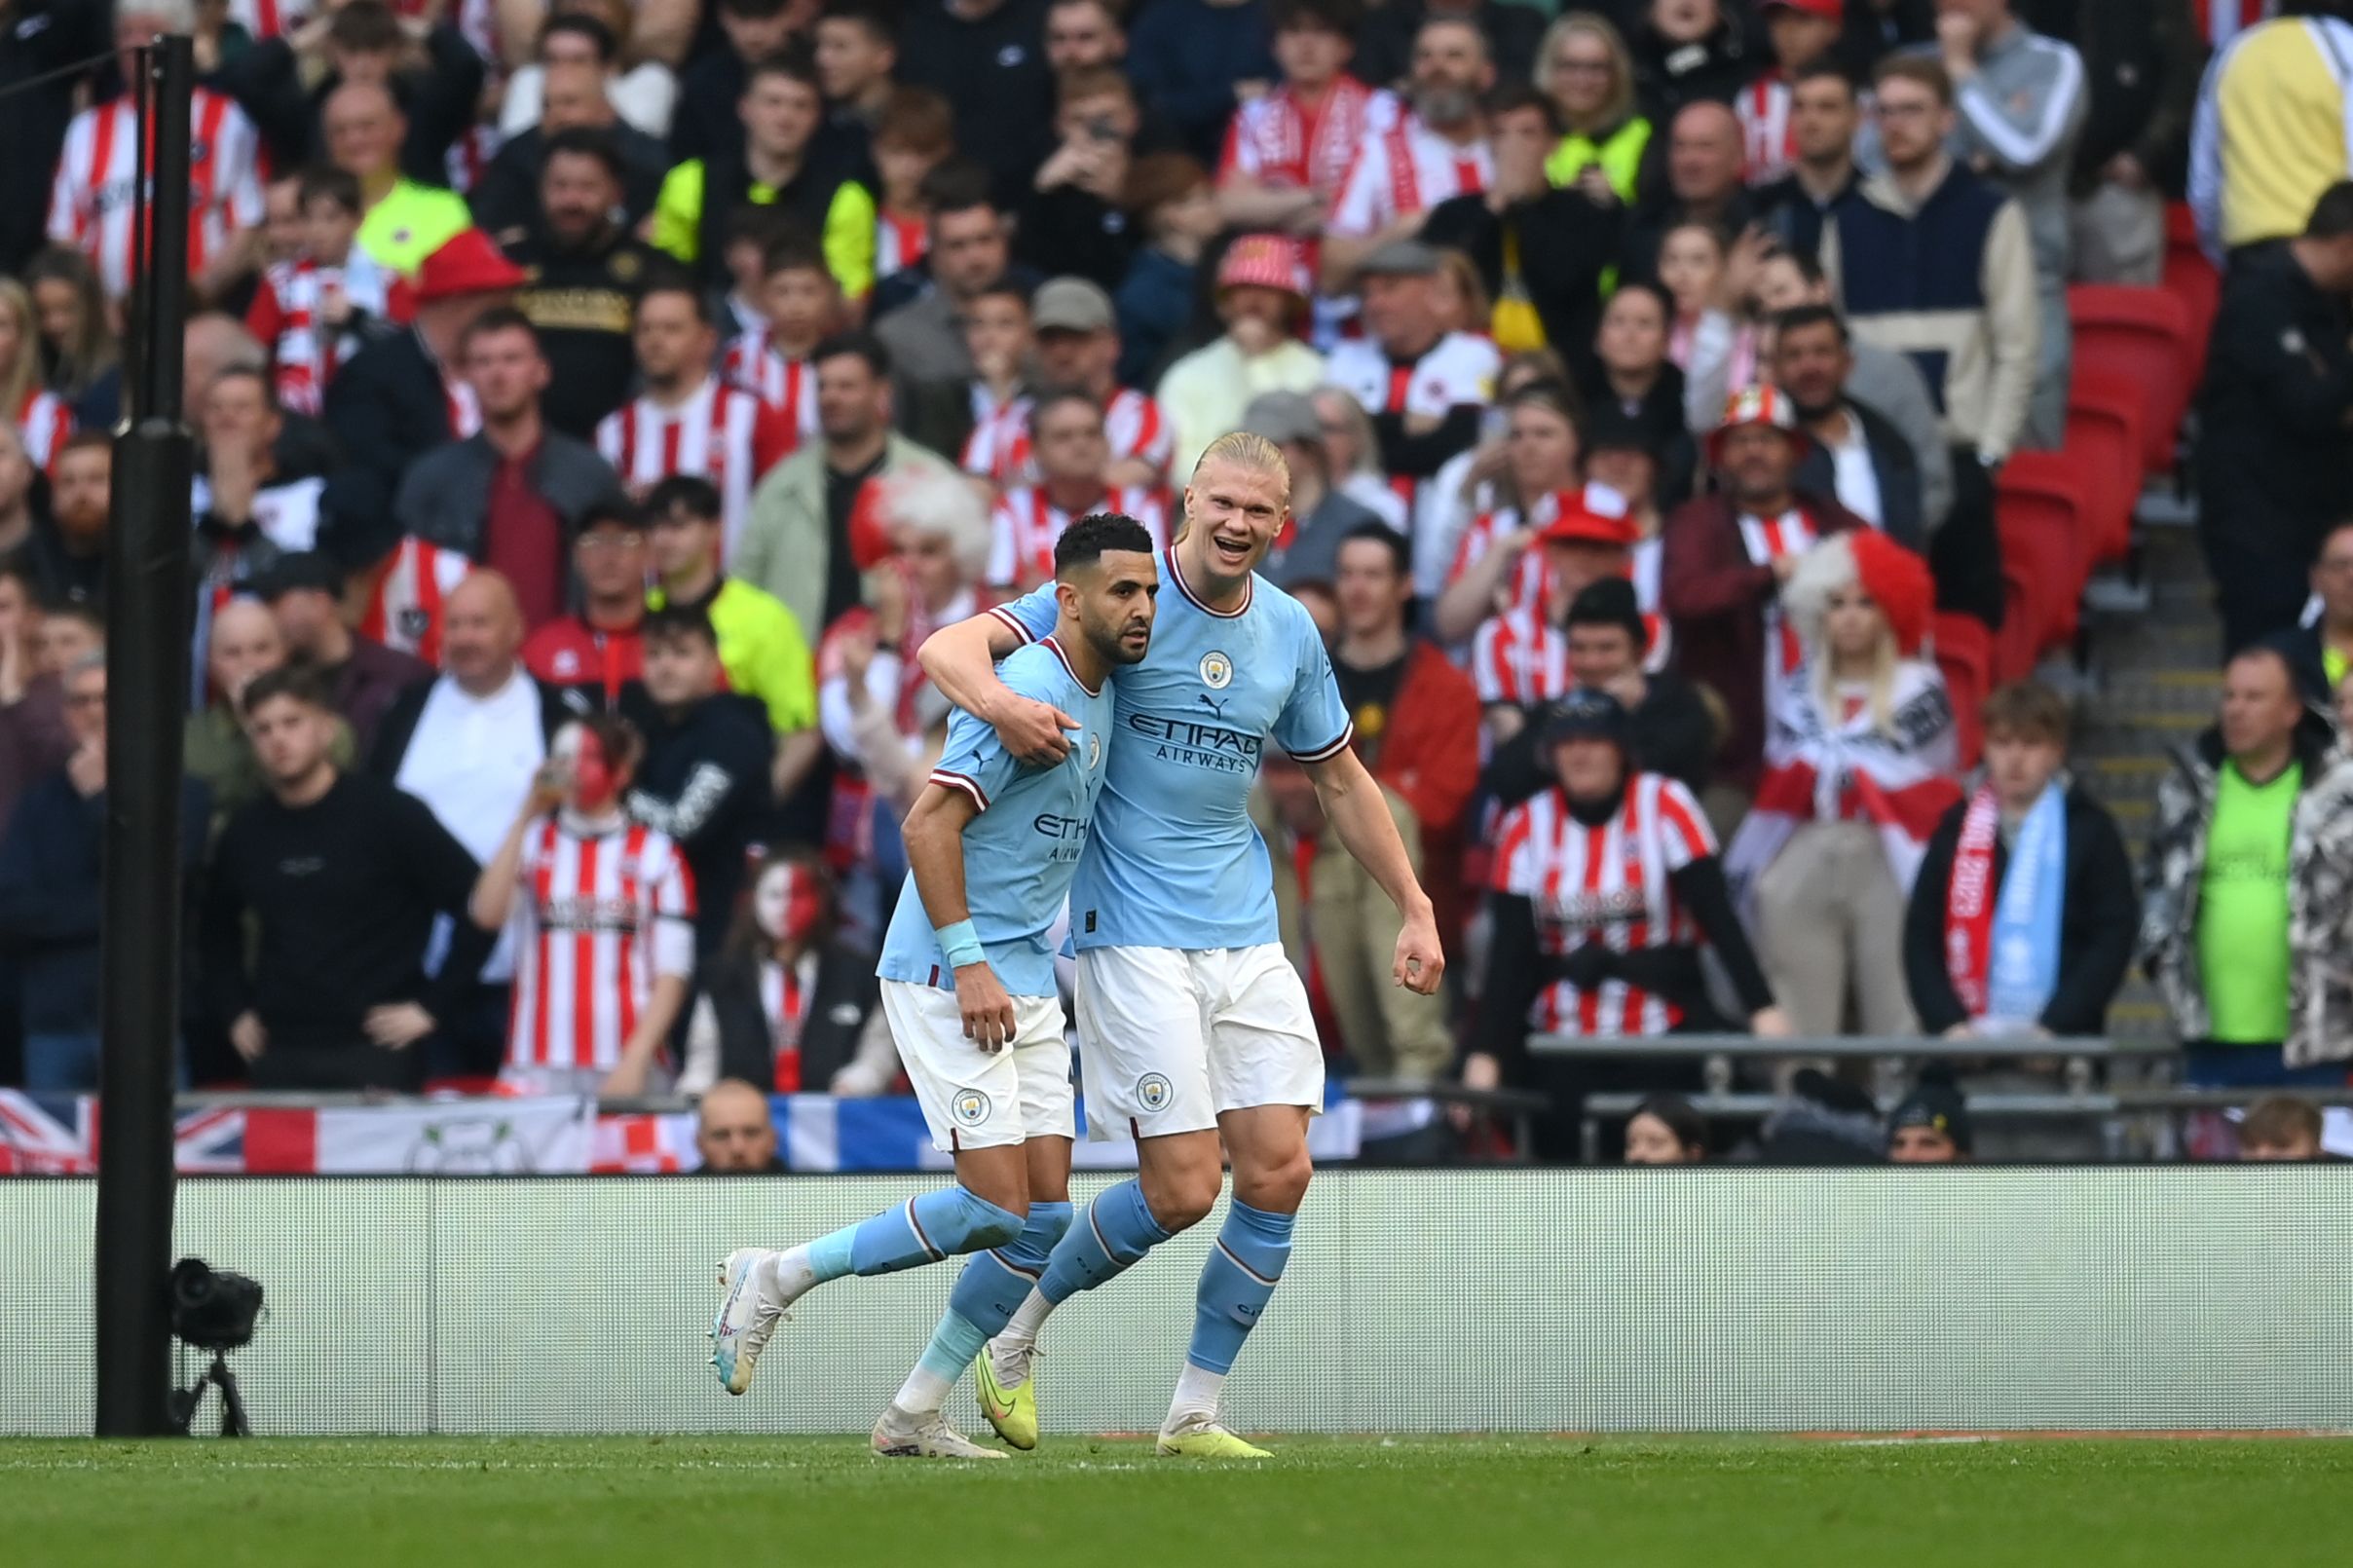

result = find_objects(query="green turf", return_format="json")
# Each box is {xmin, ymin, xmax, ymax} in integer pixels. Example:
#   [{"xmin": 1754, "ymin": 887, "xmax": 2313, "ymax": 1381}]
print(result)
[{"xmin": 6, "ymin": 1435, "xmax": 2353, "ymax": 1567}]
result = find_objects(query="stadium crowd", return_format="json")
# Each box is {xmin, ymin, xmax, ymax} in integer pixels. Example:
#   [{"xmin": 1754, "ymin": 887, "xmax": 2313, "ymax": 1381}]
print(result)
[{"xmin": 0, "ymin": 0, "xmax": 2348, "ymax": 1166}]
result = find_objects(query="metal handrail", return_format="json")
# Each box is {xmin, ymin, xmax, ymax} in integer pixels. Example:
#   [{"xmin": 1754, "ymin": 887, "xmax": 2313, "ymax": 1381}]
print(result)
[{"xmin": 1526, "ymin": 1032, "xmax": 2152, "ymax": 1059}]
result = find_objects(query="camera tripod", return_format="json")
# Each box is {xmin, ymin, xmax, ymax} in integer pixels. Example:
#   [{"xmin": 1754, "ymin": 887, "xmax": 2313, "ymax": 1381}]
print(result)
[{"xmin": 168, "ymin": 1348, "xmax": 251, "ymax": 1437}]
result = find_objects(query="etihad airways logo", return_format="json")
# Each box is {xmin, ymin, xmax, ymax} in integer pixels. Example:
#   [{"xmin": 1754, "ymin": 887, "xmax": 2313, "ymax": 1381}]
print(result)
[{"xmin": 1128, "ymin": 712, "xmax": 1262, "ymax": 775}]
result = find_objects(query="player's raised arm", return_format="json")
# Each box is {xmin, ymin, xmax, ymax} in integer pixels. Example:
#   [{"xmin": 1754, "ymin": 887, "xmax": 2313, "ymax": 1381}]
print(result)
[
  {"xmin": 917, "ymin": 610, "xmax": 1079, "ymax": 766},
  {"xmin": 901, "ymin": 780, "xmax": 1018, "ymax": 1052}
]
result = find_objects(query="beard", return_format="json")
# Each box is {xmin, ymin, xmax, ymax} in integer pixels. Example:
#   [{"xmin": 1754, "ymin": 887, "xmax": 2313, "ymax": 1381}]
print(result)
[{"xmin": 1413, "ymin": 85, "xmax": 1475, "ymax": 129}]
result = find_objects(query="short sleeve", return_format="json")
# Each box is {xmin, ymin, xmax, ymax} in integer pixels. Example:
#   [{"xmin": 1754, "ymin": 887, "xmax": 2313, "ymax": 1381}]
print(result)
[
  {"xmin": 987, "ymin": 585, "xmax": 1056, "ymax": 647},
  {"xmin": 651, "ymin": 842, "xmax": 697, "ymax": 980},
  {"xmin": 928, "ymin": 705, "xmax": 1027, "ymax": 812},
  {"xmin": 1273, "ymin": 607, "xmax": 1354, "ymax": 763},
  {"xmin": 1654, "ymin": 778, "xmax": 1716, "ymax": 872},
  {"xmin": 1326, "ymin": 144, "xmax": 1383, "ymax": 239}
]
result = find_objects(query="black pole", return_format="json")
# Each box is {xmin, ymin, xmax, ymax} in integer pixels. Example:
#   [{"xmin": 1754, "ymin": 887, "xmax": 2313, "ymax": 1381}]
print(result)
[{"xmin": 93, "ymin": 32, "xmax": 196, "ymax": 1439}]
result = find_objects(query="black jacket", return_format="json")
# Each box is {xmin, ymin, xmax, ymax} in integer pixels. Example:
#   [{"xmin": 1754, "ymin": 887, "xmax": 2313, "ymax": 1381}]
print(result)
[
  {"xmin": 1753, "ymin": 167, "xmax": 1861, "ymax": 262},
  {"xmin": 472, "ymin": 124, "xmax": 670, "ymax": 246},
  {"xmin": 2264, "ymin": 619, "xmax": 2346, "ymax": 713},
  {"xmin": 321, "ymin": 328, "xmax": 458, "ymax": 566},
  {"xmin": 0, "ymin": 0, "xmax": 109, "ymax": 276},
  {"xmin": 1481, "ymin": 669, "xmax": 1720, "ymax": 802},
  {"xmin": 626, "ymin": 693, "xmax": 775, "ymax": 953},
  {"xmin": 1837, "ymin": 0, "xmax": 1936, "ymax": 85},
  {"xmin": 2195, "ymin": 244, "xmax": 2353, "ymax": 568},
  {"xmin": 1628, "ymin": 14, "xmax": 1763, "ymax": 125},
  {"xmin": 1902, "ymin": 782, "xmax": 2138, "ymax": 1036},
  {"xmin": 214, "ymin": 26, "xmax": 484, "ymax": 183},
  {"xmin": 0, "ymin": 769, "xmax": 207, "ymax": 1034},
  {"xmin": 1795, "ymin": 397, "xmax": 1927, "ymax": 554},
  {"xmin": 1015, "ymin": 184, "xmax": 1139, "ymax": 295},
  {"xmin": 702, "ymin": 940, "xmax": 881, "ymax": 1092},
  {"xmin": 2022, "ymin": 0, "xmax": 2203, "ymax": 196},
  {"xmin": 502, "ymin": 227, "xmax": 661, "ymax": 440},
  {"xmin": 1421, "ymin": 187, "xmax": 1622, "ymax": 360}
]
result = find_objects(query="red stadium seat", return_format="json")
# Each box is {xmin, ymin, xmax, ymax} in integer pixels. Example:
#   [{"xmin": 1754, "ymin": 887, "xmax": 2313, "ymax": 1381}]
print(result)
[
  {"xmin": 1994, "ymin": 555, "xmax": 2040, "ymax": 685},
  {"xmin": 2065, "ymin": 369, "xmax": 2145, "ymax": 565},
  {"xmin": 1932, "ymin": 612, "xmax": 1991, "ymax": 768},
  {"xmin": 1995, "ymin": 451, "xmax": 2092, "ymax": 653},
  {"xmin": 2067, "ymin": 284, "xmax": 2196, "ymax": 475},
  {"xmin": 2162, "ymin": 203, "xmax": 2220, "ymax": 387}
]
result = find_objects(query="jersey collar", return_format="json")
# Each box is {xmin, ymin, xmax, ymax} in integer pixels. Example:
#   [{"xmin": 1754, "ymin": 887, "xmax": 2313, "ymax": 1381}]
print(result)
[
  {"xmin": 1167, "ymin": 545, "xmax": 1251, "ymax": 618},
  {"xmin": 1039, "ymin": 635, "xmax": 1102, "ymax": 698}
]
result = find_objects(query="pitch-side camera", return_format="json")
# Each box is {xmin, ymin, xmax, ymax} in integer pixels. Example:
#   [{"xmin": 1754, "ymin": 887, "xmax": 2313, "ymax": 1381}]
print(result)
[{"xmin": 168, "ymin": 1256, "xmax": 264, "ymax": 1436}]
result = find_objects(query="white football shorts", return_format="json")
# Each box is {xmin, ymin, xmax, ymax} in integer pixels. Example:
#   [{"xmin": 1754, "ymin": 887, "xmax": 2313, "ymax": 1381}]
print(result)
[
  {"xmin": 1073, "ymin": 944, "xmax": 1325, "ymax": 1141},
  {"xmin": 879, "ymin": 979, "xmax": 1075, "ymax": 1152}
]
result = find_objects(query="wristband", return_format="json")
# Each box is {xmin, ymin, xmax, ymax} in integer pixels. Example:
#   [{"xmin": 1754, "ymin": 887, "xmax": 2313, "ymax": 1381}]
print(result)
[{"xmin": 935, "ymin": 919, "xmax": 986, "ymax": 970}]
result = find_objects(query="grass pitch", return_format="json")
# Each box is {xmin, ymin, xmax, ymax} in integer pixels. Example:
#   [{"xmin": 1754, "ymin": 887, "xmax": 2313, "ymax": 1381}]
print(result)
[{"xmin": 6, "ymin": 1434, "xmax": 2352, "ymax": 1567}]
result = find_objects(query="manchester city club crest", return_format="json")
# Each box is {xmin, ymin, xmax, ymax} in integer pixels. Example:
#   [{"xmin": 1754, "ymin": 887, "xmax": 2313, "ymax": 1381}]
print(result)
[
  {"xmin": 1137, "ymin": 1073, "xmax": 1173, "ymax": 1111},
  {"xmin": 1199, "ymin": 651, "xmax": 1233, "ymax": 690},
  {"xmin": 952, "ymin": 1089, "xmax": 992, "ymax": 1128}
]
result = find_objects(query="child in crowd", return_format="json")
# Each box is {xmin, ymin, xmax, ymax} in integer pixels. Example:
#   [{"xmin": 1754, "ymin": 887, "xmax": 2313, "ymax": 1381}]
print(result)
[
  {"xmin": 723, "ymin": 238, "xmax": 841, "ymax": 444},
  {"xmin": 245, "ymin": 167, "xmax": 396, "ymax": 417},
  {"xmin": 872, "ymin": 87, "xmax": 956, "ymax": 284}
]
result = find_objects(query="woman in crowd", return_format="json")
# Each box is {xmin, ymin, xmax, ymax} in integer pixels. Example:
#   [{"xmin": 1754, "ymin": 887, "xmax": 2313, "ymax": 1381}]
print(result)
[
  {"xmin": 1467, "ymin": 689, "xmax": 1786, "ymax": 1161},
  {"xmin": 1654, "ymin": 221, "xmax": 1728, "ymax": 373},
  {"xmin": 1727, "ymin": 531, "xmax": 1961, "ymax": 1040},
  {"xmin": 1903, "ymin": 681, "xmax": 2137, "ymax": 1040},
  {"xmin": 1434, "ymin": 378, "xmax": 1586, "ymax": 642},
  {"xmin": 678, "ymin": 847, "xmax": 892, "ymax": 1098},
  {"xmin": 1624, "ymin": 1094, "xmax": 1707, "ymax": 1165},
  {"xmin": 1308, "ymin": 386, "xmax": 1410, "ymax": 533},
  {"xmin": 1574, "ymin": 281, "xmax": 1693, "ymax": 506},
  {"xmin": 1538, "ymin": 13, "xmax": 1652, "ymax": 208},
  {"xmin": 22, "ymin": 248, "xmax": 116, "ymax": 404},
  {"xmin": 0, "ymin": 280, "xmax": 72, "ymax": 470}
]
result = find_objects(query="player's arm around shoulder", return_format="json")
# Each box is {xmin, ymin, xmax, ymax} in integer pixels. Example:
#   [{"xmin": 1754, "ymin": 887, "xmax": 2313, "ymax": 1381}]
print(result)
[{"xmin": 915, "ymin": 588, "xmax": 1078, "ymax": 766}]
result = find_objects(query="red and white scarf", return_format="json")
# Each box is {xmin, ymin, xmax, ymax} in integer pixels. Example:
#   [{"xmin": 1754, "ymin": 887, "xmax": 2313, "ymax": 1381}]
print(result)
[
  {"xmin": 1723, "ymin": 659, "xmax": 1963, "ymax": 906},
  {"xmin": 1943, "ymin": 788, "xmax": 2002, "ymax": 1018}
]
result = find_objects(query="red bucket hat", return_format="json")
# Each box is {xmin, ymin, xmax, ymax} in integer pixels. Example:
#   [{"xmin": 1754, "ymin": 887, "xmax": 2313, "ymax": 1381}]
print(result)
[{"xmin": 413, "ymin": 229, "xmax": 527, "ymax": 303}]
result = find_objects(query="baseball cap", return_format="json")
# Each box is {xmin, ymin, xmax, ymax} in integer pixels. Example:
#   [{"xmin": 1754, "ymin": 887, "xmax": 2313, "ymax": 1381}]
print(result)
[
  {"xmin": 1031, "ymin": 278, "xmax": 1115, "ymax": 334},
  {"xmin": 1540, "ymin": 687, "xmax": 1631, "ymax": 752},
  {"xmin": 1240, "ymin": 391, "xmax": 1322, "ymax": 448},
  {"xmin": 1358, "ymin": 239, "xmax": 1444, "ymax": 278}
]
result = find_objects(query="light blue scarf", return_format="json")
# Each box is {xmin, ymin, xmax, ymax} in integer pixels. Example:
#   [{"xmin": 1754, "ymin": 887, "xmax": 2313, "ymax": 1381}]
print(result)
[{"xmin": 1986, "ymin": 782, "xmax": 2068, "ymax": 1027}]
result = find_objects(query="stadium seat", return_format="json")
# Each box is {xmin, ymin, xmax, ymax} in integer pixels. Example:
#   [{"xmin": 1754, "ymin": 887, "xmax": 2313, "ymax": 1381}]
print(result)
[
  {"xmin": 1993, "ymin": 556, "xmax": 2040, "ymax": 685},
  {"xmin": 1994, "ymin": 451, "xmax": 2092, "ymax": 653},
  {"xmin": 1932, "ymin": 612, "xmax": 1991, "ymax": 768},
  {"xmin": 2067, "ymin": 284, "xmax": 2196, "ymax": 475},
  {"xmin": 2064, "ymin": 369, "xmax": 2145, "ymax": 565},
  {"xmin": 2162, "ymin": 203, "xmax": 2220, "ymax": 387}
]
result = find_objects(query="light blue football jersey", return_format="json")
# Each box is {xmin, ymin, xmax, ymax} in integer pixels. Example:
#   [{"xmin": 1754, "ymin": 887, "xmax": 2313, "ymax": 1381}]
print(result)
[
  {"xmin": 993, "ymin": 547, "xmax": 1353, "ymax": 952},
  {"xmin": 876, "ymin": 637, "xmax": 1114, "ymax": 997}
]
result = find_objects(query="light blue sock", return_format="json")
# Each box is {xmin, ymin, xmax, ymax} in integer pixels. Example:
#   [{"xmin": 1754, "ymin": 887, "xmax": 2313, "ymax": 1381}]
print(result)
[
  {"xmin": 803, "ymin": 1186, "xmax": 1026, "ymax": 1284},
  {"xmin": 897, "ymin": 1203, "xmax": 1074, "ymax": 1415},
  {"xmin": 944, "ymin": 1200, "xmax": 1072, "ymax": 1336},
  {"xmin": 1186, "ymin": 1201, "xmax": 1293, "ymax": 1374},
  {"xmin": 1035, "ymin": 1180, "xmax": 1172, "ymax": 1306}
]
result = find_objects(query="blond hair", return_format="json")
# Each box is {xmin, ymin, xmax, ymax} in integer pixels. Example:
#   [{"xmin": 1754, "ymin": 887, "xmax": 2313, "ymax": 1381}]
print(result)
[
  {"xmin": 1539, "ymin": 13, "xmax": 1637, "ymax": 133},
  {"xmin": 1784, "ymin": 534, "xmax": 1900, "ymax": 735},
  {"xmin": 0, "ymin": 280, "xmax": 35, "ymax": 427},
  {"xmin": 1178, "ymin": 430, "xmax": 1290, "ymax": 541}
]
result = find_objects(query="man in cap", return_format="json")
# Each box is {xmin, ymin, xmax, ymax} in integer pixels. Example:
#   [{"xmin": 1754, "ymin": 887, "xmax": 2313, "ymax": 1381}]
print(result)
[
  {"xmin": 1662, "ymin": 386, "xmax": 1864, "ymax": 806},
  {"xmin": 324, "ymin": 228, "xmax": 530, "ymax": 557},
  {"xmin": 1886, "ymin": 1072, "xmax": 1972, "ymax": 1162},
  {"xmin": 1482, "ymin": 578, "xmax": 1721, "ymax": 803},
  {"xmin": 1323, "ymin": 238, "xmax": 1502, "ymax": 543},
  {"xmin": 1156, "ymin": 236, "xmax": 1327, "ymax": 477},
  {"xmin": 1031, "ymin": 278, "xmax": 1175, "ymax": 489},
  {"xmin": 1242, "ymin": 391, "xmax": 1388, "ymax": 593}
]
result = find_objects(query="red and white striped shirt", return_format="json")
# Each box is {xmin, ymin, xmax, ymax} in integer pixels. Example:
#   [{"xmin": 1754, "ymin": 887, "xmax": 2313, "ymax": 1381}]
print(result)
[
  {"xmin": 1737, "ymin": 73, "xmax": 1796, "ymax": 184},
  {"xmin": 1328, "ymin": 114, "xmax": 1493, "ymax": 236},
  {"xmin": 987, "ymin": 485, "xmax": 1170, "ymax": 589},
  {"xmin": 960, "ymin": 388, "xmax": 1033, "ymax": 490},
  {"xmin": 1471, "ymin": 608, "xmax": 1565, "ymax": 709},
  {"xmin": 47, "ymin": 90, "xmax": 267, "ymax": 300},
  {"xmin": 1490, "ymin": 773, "xmax": 1717, "ymax": 1037},
  {"xmin": 1324, "ymin": 330, "xmax": 1501, "ymax": 523},
  {"xmin": 876, "ymin": 209, "xmax": 928, "ymax": 280},
  {"xmin": 506, "ymin": 817, "xmax": 696, "ymax": 1073},
  {"xmin": 1104, "ymin": 387, "xmax": 1175, "ymax": 482},
  {"xmin": 595, "ymin": 377, "xmax": 794, "ymax": 559},
  {"xmin": 244, "ymin": 257, "xmax": 393, "ymax": 415},
  {"xmin": 2198, "ymin": 0, "xmax": 2277, "ymax": 48},
  {"xmin": 961, "ymin": 386, "xmax": 1173, "ymax": 491},
  {"xmin": 15, "ymin": 390, "xmax": 72, "ymax": 472},
  {"xmin": 721, "ymin": 331, "xmax": 820, "ymax": 447},
  {"xmin": 1220, "ymin": 76, "xmax": 1400, "ymax": 201},
  {"xmin": 361, "ymin": 536, "xmax": 474, "ymax": 665}
]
